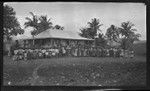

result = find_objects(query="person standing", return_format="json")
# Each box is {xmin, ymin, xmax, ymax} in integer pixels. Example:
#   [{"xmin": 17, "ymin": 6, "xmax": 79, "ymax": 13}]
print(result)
[
  {"xmin": 78, "ymin": 46, "xmax": 81, "ymax": 57},
  {"xmin": 116, "ymin": 49, "xmax": 120, "ymax": 57},
  {"xmin": 81, "ymin": 46, "xmax": 84, "ymax": 57},
  {"xmin": 130, "ymin": 50, "xmax": 134, "ymax": 58},
  {"xmin": 76, "ymin": 46, "xmax": 78, "ymax": 57},
  {"xmin": 45, "ymin": 49, "xmax": 49, "ymax": 58},
  {"xmin": 84, "ymin": 47, "xmax": 87, "ymax": 57},
  {"xmin": 62, "ymin": 46, "xmax": 66, "ymax": 57},
  {"xmin": 113, "ymin": 48, "xmax": 117, "ymax": 57},
  {"xmin": 120, "ymin": 49, "xmax": 124, "ymax": 58},
  {"xmin": 23, "ymin": 49, "xmax": 28, "ymax": 61}
]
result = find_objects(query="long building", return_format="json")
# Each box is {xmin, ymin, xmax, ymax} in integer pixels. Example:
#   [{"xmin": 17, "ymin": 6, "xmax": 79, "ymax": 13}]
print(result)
[{"xmin": 14, "ymin": 29, "xmax": 94, "ymax": 48}]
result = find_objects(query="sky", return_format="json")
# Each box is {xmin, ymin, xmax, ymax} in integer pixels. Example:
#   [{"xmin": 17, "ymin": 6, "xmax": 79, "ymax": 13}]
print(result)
[{"xmin": 5, "ymin": 2, "xmax": 146, "ymax": 40}]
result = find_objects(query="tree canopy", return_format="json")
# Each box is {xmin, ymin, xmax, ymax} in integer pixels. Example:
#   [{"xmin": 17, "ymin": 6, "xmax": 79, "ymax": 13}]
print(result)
[
  {"xmin": 3, "ymin": 5, "xmax": 24, "ymax": 40},
  {"xmin": 24, "ymin": 12, "xmax": 39, "ymax": 36},
  {"xmin": 24, "ymin": 12, "xmax": 64, "ymax": 36},
  {"xmin": 119, "ymin": 21, "xmax": 141, "ymax": 41},
  {"xmin": 79, "ymin": 18, "xmax": 107, "ymax": 47},
  {"xmin": 115, "ymin": 21, "xmax": 141, "ymax": 50},
  {"xmin": 53, "ymin": 25, "xmax": 64, "ymax": 30},
  {"xmin": 106, "ymin": 25, "xmax": 120, "ymax": 42},
  {"xmin": 79, "ymin": 19, "xmax": 141, "ymax": 49},
  {"xmin": 38, "ymin": 15, "xmax": 53, "ymax": 33},
  {"xmin": 79, "ymin": 18, "xmax": 103, "ymax": 39}
]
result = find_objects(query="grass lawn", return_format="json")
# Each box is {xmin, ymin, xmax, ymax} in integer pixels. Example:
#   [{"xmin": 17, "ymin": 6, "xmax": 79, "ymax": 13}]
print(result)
[{"xmin": 3, "ymin": 56, "xmax": 146, "ymax": 86}]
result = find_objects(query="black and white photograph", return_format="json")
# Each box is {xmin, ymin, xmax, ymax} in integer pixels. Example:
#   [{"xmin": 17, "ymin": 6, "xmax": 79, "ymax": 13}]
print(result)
[{"xmin": 3, "ymin": 2, "xmax": 146, "ymax": 86}]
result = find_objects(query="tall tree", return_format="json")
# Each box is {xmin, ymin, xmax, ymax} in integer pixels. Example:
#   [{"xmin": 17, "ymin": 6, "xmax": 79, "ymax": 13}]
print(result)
[
  {"xmin": 3, "ymin": 5, "xmax": 24, "ymax": 41},
  {"xmin": 79, "ymin": 18, "xmax": 103, "ymax": 39},
  {"xmin": 79, "ymin": 28, "xmax": 91, "ymax": 38},
  {"xmin": 24, "ymin": 12, "xmax": 39, "ymax": 46},
  {"xmin": 106, "ymin": 25, "xmax": 120, "ymax": 42},
  {"xmin": 95, "ymin": 33, "xmax": 107, "ymax": 47},
  {"xmin": 38, "ymin": 15, "xmax": 53, "ymax": 34},
  {"xmin": 119, "ymin": 21, "xmax": 141, "ymax": 50}
]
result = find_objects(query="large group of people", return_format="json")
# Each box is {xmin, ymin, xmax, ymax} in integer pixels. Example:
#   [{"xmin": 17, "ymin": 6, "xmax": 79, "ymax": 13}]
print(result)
[{"xmin": 12, "ymin": 45, "xmax": 134, "ymax": 61}]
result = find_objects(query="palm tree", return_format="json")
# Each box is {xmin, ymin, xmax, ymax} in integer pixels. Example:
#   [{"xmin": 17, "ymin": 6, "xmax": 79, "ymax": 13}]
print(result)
[
  {"xmin": 87, "ymin": 18, "xmax": 103, "ymax": 39},
  {"xmin": 119, "ymin": 21, "xmax": 137, "ymax": 39},
  {"xmin": 119, "ymin": 21, "xmax": 141, "ymax": 50},
  {"xmin": 38, "ymin": 15, "xmax": 53, "ymax": 34},
  {"xmin": 24, "ymin": 12, "xmax": 39, "ymax": 46},
  {"xmin": 79, "ymin": 28, "xmax": 91, "ymax": 38},
  {"xmin": 106, "ymin": 25, "xmax": 120, "ymax": 42}
]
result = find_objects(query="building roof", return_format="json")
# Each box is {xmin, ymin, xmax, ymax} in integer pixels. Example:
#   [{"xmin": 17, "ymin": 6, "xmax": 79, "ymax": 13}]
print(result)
[
  {"xmin": 15, "ymin": 29, "xmax": 93, "ymax": 41},
  {"xmin": 35, "ymin": 29, "xmax": 93, "ymax": 40},
  {"xmin": 13, "ymin": 34, "xmax": 32, "ymax": 40}
]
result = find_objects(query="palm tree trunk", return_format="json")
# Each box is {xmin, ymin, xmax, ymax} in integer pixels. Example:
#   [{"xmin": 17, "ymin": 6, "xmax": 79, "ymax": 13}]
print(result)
[{"xmin": 33, "ymin": 35, "xmax": 35, "ymax": 47}]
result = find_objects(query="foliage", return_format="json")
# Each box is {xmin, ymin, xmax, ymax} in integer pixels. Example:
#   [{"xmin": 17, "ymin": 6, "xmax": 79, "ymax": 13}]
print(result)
[
  {"xmin": 24, "ymin": 12, "xmax": 64, "ymax": 36},
  {"xmin": 24, "ymin": 12, "xmax": 39, "ymax": 36},
  {"xmin": 79, "ymin": 18, "xmax": 103, "ymax": 39},
  {"xmin": 95, "ymin": 33, "xmax": 107, "ymax": 47},
  {"xmin": 38, "ymin": 15, "xmax": 53, "ymax": 33},
  {"xmin": 106, "ymin": 25, "xmax": 120, "ymax": 42},
  {"xmin": 119, "ymin": 21, "xmax": 141, "ymax": 50},
  {"xmin": 53, "ymin": 25, "xmax": 64, "ymax": 30},
  {"xmin": 3, "ymin": 5, "xmax": 24, "ymax": 40},
  {"xmin": 79, "ymin": 28, "xmax": 91, "ymax": 39}
]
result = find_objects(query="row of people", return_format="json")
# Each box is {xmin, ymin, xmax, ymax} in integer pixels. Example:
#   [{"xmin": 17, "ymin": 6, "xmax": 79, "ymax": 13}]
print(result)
[{"xmin": 12, "ymin": 47, "xmax": 134, "ymax": 61}]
